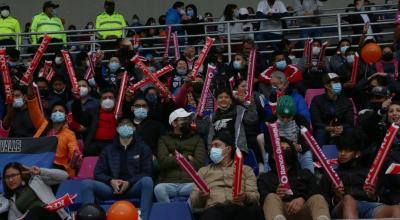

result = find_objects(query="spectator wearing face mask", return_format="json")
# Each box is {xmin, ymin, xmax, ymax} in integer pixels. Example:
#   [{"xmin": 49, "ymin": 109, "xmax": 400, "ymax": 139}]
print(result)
[
  {"xmin": 141, "ymin": 18, "xmax": 160, "ymax": 48},
  {"xmin": 298, "ymin": 39, "xmax": 331, "ymax": 89},
  {"xmin": 52, "ymin": 51, "xmax": 68, "ymax": 79},
  {"xmin": 169, "ymin": 59, "xmax": 189, "ymax": 95},
  {"xmin": 166, "ymin": 1, "xmax": 190, "ymax": 36},
  {"xmin": 182, "ymin": 4, "xmax": 204, "ymax": 45},
  {"xmin": 47, "ymin": 75, "xmax": 72, "ymax": 108},
  {"xmin": 237, "ymin": 8, "xmax": 254, "ymax": 40},
  {"xmin": 329, "ymin": 39, "xmax": 352, "ymax": 74},
  {"xmin": 143, "ymin": 86, "xmax": 175, "ymax": 127},
  {"xmin": 310, "ymin": 73, "xmax": 354, "ymax": 146},
  {"xmin": 30, "ymin": 1, "xmax": 66, "ymax": 54},
  {"xmin": 154, "ymin": 108, "xmax": 206, "ymax": 202},
  {"xmin": 81, "ymin": 117, "xmax": 154, "ymax": 220},
  {"xmin": 0, "ymin": 3, "xmax": 21, "ymax": 47},
  {"xmin": 67, "ymin": 79, "xmax": 99, "ymax": 112},
  {"xmin": 129, "ymin": 14, "xmax": 143, "ymax": 35},
  {"xmin": 128, "ymin": 95, "xmax": 166, "ymax": 154},
  {"xmin": 183, "ymin": 46, "xmax": 196, "ymax": 71},
  {"xmin": 190, "ymin": 132, "xmax": 264, "ymax": 220},
  {"xmin": 1, "ymin": 85, "xmax": 37, "ymax": 137},
  {"xmin": 227, "ymin": 53, "xmax": 248, "ymax": 85},
  {"xmin": 376, "ymin": 46, "xmax": 399, "ymax": 80},
  {"xmin": 72, "ymin": 88, "xmax": 117, "ymax": 156},
  {"xmin": 26, "ymin": 81, "xmax": 81, "ymax": 177}
]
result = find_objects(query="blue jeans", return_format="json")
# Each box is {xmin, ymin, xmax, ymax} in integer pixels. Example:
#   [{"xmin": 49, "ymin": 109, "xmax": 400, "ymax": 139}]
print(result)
[
  {"xmin": 331, "ymin": 201, "xmax": 384, "ymax": 218},
  {"xmin": 81, "ymin": 177, "xmax": 154, "ymax": 220},
  {"xmin": 263, "ymin": 151, "xmax": 314, "ymax": 173},
  {"xmin": 154, "ymin": 183, "xmax": 193, "ymax": 202}
]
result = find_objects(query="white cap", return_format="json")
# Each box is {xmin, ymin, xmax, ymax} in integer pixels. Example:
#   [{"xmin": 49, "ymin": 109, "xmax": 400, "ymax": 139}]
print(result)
[
  {"xmin": 168, "ymin": 108, "xmax": 194, "ymax": 125},
  {"xmin": 239, "ymin": 8, "xmax": 249, "ymax": 15},
  {"xmin": 327, "ymin": 72, "xmax": 339, "ymax": 80}
]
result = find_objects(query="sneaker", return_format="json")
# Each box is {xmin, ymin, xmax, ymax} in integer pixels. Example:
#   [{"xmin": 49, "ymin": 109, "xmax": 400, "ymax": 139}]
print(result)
[
  {"xmin": 273, "ymin": 214, "xmax": 286, "ymax": 220},
  {"xmin": 317, "ymin": 215, "xmax": 329, "ymax": 220}
]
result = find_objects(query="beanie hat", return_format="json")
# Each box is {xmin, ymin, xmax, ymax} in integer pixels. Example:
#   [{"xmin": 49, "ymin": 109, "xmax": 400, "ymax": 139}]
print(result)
[{"xmin": 276, "ymin": 95, "xmax": 296, "ymax": 117}]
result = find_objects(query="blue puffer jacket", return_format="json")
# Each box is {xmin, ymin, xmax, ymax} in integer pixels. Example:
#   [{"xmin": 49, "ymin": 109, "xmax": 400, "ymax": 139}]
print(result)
[
  {"xmin": 166, "ymin": 8, "xmax": 183, "ymax": 33},
  {"xmin": 94, "ymin": 136, "xmax": 153, "ymax": 186}
]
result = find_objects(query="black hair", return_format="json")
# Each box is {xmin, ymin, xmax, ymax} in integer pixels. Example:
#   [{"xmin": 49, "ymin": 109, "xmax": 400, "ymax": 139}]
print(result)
[
  {"xmin": 185, "ymin": 4, "xmax": 198, "ymax": 17},
  {"xmin": 7, "ymin": 48, "xmax": 20, "ymax": 60},
  {"xmin": 338, "ymin": 39, "xmax": 351, "ymax": 48},
  {"xmin": 173, "ymin": 1, "xmax": 184, "ymax": 9},
  {"xmin": 312, "ymin": 39, "xmax": 322, "ymax": 46},
  {"xmin": 223, "ymin": 4, "xmax": 237, "ymax": 21},
  {"xmin": 215, "ymin": 88, "xmax": 233, "ymax": 100},
  {"xmin": 2, "ymin": 162, "xmax": 31, "ymax": 198},
  {"xmin": 36, "ymin": 77, "xmax": 49, "ymax": 85},
  {"xmin": 50, "ymin": 101, "xmax": 68, "ymax": 113},
  {"xmin": 100, "ymin": 88, "xmax": 115, "ymax": 97},
  {"xmin": 76, "ymin": 204, "xmax": 106, "ymax": 220},
  {"xmin": 131, "ymin": 93, "xmax": 148, "ymax": 106},
  {"xmin": 336, "ymin": 130, "xmax": 366, "ymax": 152},
  {"xmin": 242, "ymin": 39, "xmax": 255, "ymax": 48},
  {"xmin": 271, "ymin": 50, "xmax": 285, "ymax": 62},
  {"xmin": 75, "ymin": 51, "xmax": 88, "ymax": 67},
  {"xmin": 212, "ymin": 131, "xmax": 235, "ymax": 158},
  {"xmin": 158, "ymin": 15, "xmax": 166, "ymax": 25},
  {"xmin": 345, "ymin": 47, "xmax": 356, "ymax": 55},
  {"xmin": 51, "ymin": 75, "xmax": 66, "ymax": 85},
  {"xmin": 12, "ymin": 84, "xmax": 27, "ymax": 95}
]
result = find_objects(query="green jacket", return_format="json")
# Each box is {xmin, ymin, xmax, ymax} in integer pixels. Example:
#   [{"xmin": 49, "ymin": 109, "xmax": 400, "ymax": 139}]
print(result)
[
  {"xmin": 157, "ymin": 132, "xmax": 206, "ymax": 183},
  {"xmin": 95, "ymin": 12, "xmax": 126, "ymax": 39},
  {"xmin": 30, "ymin": 12, "xmax": 66, "ymax": 44},
  {"xmin": 0, "ymin": 16, "xmax": 21, "ymax": 44}
]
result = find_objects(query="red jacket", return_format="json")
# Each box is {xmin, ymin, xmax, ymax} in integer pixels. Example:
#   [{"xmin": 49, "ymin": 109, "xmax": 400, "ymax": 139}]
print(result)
[{"xmin": 258, "ymin": 65, "xmax": 303, "ymax": 85}]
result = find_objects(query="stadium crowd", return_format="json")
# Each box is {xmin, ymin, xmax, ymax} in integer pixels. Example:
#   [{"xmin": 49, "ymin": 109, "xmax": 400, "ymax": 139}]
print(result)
[{"xmin": 0, "ymin": 0, "xmax": 399, "ymax": 219}]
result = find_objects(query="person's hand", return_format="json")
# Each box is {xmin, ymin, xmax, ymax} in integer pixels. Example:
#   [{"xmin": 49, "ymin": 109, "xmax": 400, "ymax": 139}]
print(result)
[
  {"xmin": 23, "ymin": 166, "xmax": 41, "ymax": 175},
  {"xmin": 332, "ymin": 126, "xmax": 343, "ymax": 135},
  {"xmin": 198, "ymin": 190, "xmax": 210, "ymax": 199},
  {"xmin": 382, "ymin": 98, "xmax": 392, "ymax": 110},
  {"xmin": 188, "ymin": 155, "xmax": 194, "ymax": 161},
  {"xmin": 276, "ymin": 184, "xmax": 288, "ymax": 198},
  {"xmin": 333, "ymin": 185, "xmax": 345, "ymax": 199},
  {"xmin": 183, "ymin": 76, "xmax": 193, "ymax": 85},
  {"xmin": 286, "ymin": 197, "xmax": 305, "ymax": 215},
  {"xmin": 110, "ymin": 179, "xmax": 122, "ymax": 193},
  {"xmin": 169, "ymin": 153, "xmax": 173, "ymax": 157},
  {"xmin": 79, "ymin": 125, "xmax": 87, "ymax": 132},
  {"xmin": 294, "ymin": 144, "xmax": 302, "ymax": 152},
  {"xmin": 233, "ymin": 193, "xmax": 247, "ymax": 204},
  {"xmin": 325, "ymin": 126, "xmax": 334, "ymax": 132},
  {"xmin": 115, "ymin": 181, "xmax": 130, "ymax": 194},
  {"xmin": 363, "ymin": 22, "xmax": 369, "ymax": 35},
  {"xmin": 364, "ymin": 183, "xmax": 377, "ymax": 200}
]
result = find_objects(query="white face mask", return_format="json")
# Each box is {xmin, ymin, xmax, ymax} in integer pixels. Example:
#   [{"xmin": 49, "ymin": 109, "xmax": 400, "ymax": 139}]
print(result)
[
  {"xmin": 312, "ymin": 47, "xmax": 321, "ymax": 56},
  {"xmin": 55, "ymin": 57, "xmax": 63, "ymax": 65},
  {"xmin": 79, "ymin": 86, "xmax": 89, "ymax": 97},
  {"xmin": 101, "ymin": 98, "xmax": 115, "ymax": 110},
  {"xmin": 1, "ymin": 10, "xmax": 9, "ymax": 17},
  {"xmin": 12, "ymin": 97, "xmax": 24, "ymax": 108}
]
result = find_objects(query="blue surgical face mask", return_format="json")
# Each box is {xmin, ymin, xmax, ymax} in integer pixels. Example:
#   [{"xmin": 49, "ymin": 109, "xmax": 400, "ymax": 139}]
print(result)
[
  {"xmin": 187, "ymin": 10, "xmax": 194, "ymax": 17},
  {"xmin": 346, "ymin": 55, "xmax": 355, "ymax": 64},
  {"xmin": 117, "ymin": 124, "xmax": 134, "ymax": 138},
  {"xmin": 8, "ymin": 61, "xmax": 17, "ymax": 67},
  {"xmin": 210, "ymin": 147, "xmax": 225, "ymax": 164},
  {"xmin": 340, "ymin": 46, "xmax": 349, "ymax": 54},
  {"xmin": 149, "ymin": 66, "xmax": 156, "ymax": 72},
  {"xmin": 108, "ymin": 62, "xmax": 120, "ymax": 72},
  {"xmin": 134, "ymin": 107, "xmax": 148, "ymax": 120},
  {"xmin": 177, "ymin": 68, "xmax": 187, "ymax": 75},
  {"xmin": 275, "ymin": 60, "xmax": 287, "ymax": 70},
  {"xmin": 233, "ymin": 60, "xmax": 242, "ymax": 70},
  {"xmin": 12, "ymin": 98, "xmax": 25, "ymax": 108},
  {"xmin": 271, "ymin": 86, "xmax": 278, "ymax": 94},
  {"xmin": 51, "ymin": 111, "xmax": 66, "ymax": 123},
  {"xmin": 331, "ymin": 82, "xmax": 342, "ymax": 95}
]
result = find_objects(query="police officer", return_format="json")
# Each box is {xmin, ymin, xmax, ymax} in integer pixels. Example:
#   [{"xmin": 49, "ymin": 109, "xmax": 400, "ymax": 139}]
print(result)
[
  {"xmin": 95, "ymin": 0, "xmax": 127, "ymax": 40},
  {"xmin": 0, "ymin": 3, "xmax": 20, "ymax": 47},
  {"xmin": 30, "ymin": 1, "xmax": 66, "ymax": 53}
]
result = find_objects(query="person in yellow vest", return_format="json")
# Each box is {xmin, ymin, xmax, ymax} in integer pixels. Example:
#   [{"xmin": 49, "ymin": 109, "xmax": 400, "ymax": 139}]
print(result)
[
  {"xmin": 0, "ymin": 4, "xmax": 21, "ymax": 47},
  {"xmin": 30, "ymin": 1, "xmax": 66, "ymax": 54},
  {"xmin": 95, "ymin": 0, "xmax": 127, "ymax": 40}
]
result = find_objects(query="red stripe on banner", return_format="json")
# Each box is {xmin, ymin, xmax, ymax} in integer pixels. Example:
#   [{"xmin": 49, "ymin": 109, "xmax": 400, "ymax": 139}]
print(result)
[
  {"xmin": 245, "ymin": 49, "xmax": 256, "ymax": 102},
  {"xmin": 131, "ymin": 55, "xmax": 171, "ymax": 98},
  {"xmin": 84, "ymin": 52, "xmax": 97, "ymax": 80},
  {"xmin": 364, "ymin": 124, "xmax": 399, "ymax": 188},
  {"xmin": 350, "ymin": 53, "xmax": 360, "ymax": 83},
  {"xmin": 115, "ymin": 71, "xmax": 128, "ymax": 119},
  {"xmin": 300, "ymin": 127, "xmax": 343, "ymax": 188},
  {"xmin": 317, "ymin": 41, "xmax": 328, "ymax": 67},
  {"xmin": 172, "ymin": 32, "xmax": 180, "ymax": 60},
  {"xmin": 232, "ymin": 148, "xmax": 243, "ymax": 197},
  {"xmin": 46, "ymin": 68, "xmax": 55, "ymax": 82},
  {"xmin": 128, "ymin": 65, "xmax": 173, "ymax": 93},
  {"xmin": 304, "ymin": 38, "xmax": 313, "ymax": 67},
  {"xmin": 175, "ymin": 150, "xmax": 210, "ymax": 193},
  {"xmin": 266, "ymin": 122, "xmax": 293, "ymax": 195},
  {"xmin": 43, "ymin": 193, "xmax": 77, "ymax": 212},
  {"xmin": 196, "ymin": 64, "xmax": 215, "ymax": 116},
  {"xmin": 189, "ymin": 37, "xmax": 215, "ymax": 81},
  {"xmin": 163, "ymin": 26, "xmax": 172, "ymax": 59},
  {"xmin": 61, "ymin": 50, "xmax": 80, "ymax": 93},
  {"xmin": 0, "ymin": 48, "xmax": 13, "ymax": 104},
  {"xmin": 32, "ymin": 82, "xmax": 44, "ymax": 116},
  {"xmin": 39, "ymin": 60, "xmax": 52, "ymax": 78},
  {"xmin": 21, "ymin": 35, "xmax": 52, "ymax": 85}
]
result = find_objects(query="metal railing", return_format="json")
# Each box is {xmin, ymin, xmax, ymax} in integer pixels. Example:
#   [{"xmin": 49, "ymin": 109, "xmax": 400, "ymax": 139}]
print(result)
[{"xmin": 0, "ymin": 5, "xmax": 397, "ymax": 62}]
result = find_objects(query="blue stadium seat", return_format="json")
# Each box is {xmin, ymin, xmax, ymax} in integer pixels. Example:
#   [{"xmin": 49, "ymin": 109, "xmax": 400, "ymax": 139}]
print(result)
[
  {"xmin": 244, "ymin": 149, "xmax": 259, "ymax": 176},
  {"xmin": 149, "ymin": 202, "xmax": 193, "ymax": 220},
  {"xmin": 170, "ymin": 196, "xmax": 189, "ymax": 202},
  {"xmin": 321, "ymin": 145, "xmax": 339, "ymax": 169}
]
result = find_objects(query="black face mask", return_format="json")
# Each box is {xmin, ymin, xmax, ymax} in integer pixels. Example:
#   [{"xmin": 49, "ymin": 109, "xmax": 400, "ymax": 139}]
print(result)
[
  {"xmin": 382, "ymin": 53, "xmax": 394, "ymax": 61},
  {"xmin": 180, "ymin": 123, "xmax": 192, "ymax": 135},
  {"xmin": 39, "ymin": 89, "xmax": 49, "ymax": 98},
  {"xmin": 105, "ymin": 6, "xmax": 115, "ymax": 14},
  {"xmin": 283, "ymin": 149, "xmax": 295, "ymax": 165}
]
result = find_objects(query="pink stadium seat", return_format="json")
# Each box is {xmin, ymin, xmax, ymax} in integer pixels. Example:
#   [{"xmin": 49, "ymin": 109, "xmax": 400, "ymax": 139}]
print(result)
[
  {"xmin": 305, "ymin": 89, "xmax": 325, "ymax": 108},
  {"xmin": 76, "ymin": 156, "xmax": 99, "ymax": 179}
]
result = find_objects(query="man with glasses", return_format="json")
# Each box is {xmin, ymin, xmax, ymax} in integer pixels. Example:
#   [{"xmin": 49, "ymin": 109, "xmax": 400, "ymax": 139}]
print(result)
[{"xmin": 154, "ymin": 108, "xmax": 206, "ymax": 202}]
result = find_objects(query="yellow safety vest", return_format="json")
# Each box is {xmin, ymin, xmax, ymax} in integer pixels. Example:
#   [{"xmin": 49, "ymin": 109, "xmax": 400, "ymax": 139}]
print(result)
[
  {"xmin": 30, "ymin": 12, "xmax": 66, "ymax": 44},
  {"xmin": 0, "ymin": 16, "xmax": 21, "ymax": 44},
  {"xmin": 95, "ymin": 12, "xmax": 127, "ymax": 39}
]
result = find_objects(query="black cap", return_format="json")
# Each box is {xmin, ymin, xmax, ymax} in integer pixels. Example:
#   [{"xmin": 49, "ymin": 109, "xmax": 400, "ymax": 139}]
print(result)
[
  {"xmin": 43, "ymin": 1, "xmax": 59, "ymax": 10},
  {"xmin": 369, "ymin": 86, "xmax": 389, "ymax": 98},
  {"xmin": 104, "ymin": 0, "xmax": 115, "ymax": 5},
  {"xmin": 0, "ymin": 3, "xmax": 10, "ymax": 11}
]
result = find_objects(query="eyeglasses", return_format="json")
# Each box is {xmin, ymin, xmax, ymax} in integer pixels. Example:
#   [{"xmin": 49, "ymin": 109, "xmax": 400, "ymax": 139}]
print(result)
[{"xmin": 4, "ymin": 173, "xmax": 20, "ymax": 181}]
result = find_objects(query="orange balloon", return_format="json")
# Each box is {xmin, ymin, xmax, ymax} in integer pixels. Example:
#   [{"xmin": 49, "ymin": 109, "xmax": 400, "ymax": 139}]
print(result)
[
  {"xmin": 107, "ymin": 200, "xmax": 138, "ymax": 220},
  {"xmin": 361, "ymin": 43, "xmax": 382, "ymax": 64}
]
